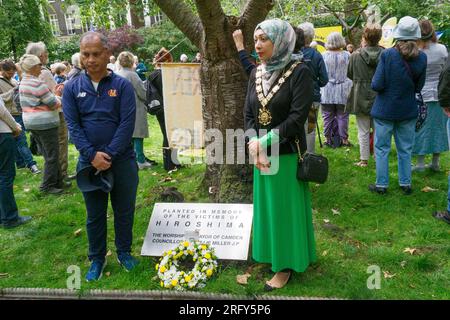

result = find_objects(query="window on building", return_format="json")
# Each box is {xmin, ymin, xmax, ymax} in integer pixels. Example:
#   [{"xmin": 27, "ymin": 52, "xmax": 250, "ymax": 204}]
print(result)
[
  {"xmin": 49, "ymin": 14, "xmax": 60, "ymax": 36},
  {"xmin": 155, "ymin": 12, "xmax": 163, "ymax": 24},
  {"xmin": 65, "ymin": 12, "xmax": 76, "ymax": 35},
  {"xmin": 149, "ymin": 12, "xmax": 163, "ymax": 26}
]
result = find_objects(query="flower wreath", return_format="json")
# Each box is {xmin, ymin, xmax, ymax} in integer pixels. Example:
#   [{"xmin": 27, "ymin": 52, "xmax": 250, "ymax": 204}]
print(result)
[{"xmin": 156, "ymin": 241, "xmax": 218, "ymax": 290}]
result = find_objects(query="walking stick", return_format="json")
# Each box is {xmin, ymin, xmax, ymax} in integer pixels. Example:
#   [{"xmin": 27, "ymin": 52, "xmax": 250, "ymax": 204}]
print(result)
[{"xmin": 316, "ymin": 110, "xmax": 323, "ymax": 148}]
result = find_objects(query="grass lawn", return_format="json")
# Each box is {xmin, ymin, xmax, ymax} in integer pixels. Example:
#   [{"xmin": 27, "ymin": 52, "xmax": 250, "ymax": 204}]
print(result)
[{"xmin": 0, "ymin": 115, "xmax": 449, "ymax": 299}]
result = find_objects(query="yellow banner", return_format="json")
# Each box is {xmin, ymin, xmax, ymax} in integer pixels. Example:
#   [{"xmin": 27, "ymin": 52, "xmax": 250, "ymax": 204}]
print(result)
[
  {"xmin": 161, "ymin": 63, "xmax": 204, "ymax": 150},
  {"xmin": 379, "ymin": 17, "xmax": 398, "ymax": 48},
  {"xmin": 314, "ymin": 26, "xmax": 343, "ymax": 53}
]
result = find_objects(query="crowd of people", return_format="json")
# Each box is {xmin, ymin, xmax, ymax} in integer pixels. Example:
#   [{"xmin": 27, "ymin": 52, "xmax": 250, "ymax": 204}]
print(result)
[{"xmin": 0, "ymin": 15, "xmax": 449, "ymax": 289}]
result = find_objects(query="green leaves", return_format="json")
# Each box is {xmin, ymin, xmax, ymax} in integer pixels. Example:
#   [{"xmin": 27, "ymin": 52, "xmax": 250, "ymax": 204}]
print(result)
[{"xmin": 0, "ymin": 0, "xmax": 53, "ymax": 60}]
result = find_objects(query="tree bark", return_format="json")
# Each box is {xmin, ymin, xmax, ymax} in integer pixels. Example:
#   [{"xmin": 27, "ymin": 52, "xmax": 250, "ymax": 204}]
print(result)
[
  {"xmin": 129, "ymin": 0, "xmax": 145, "ymax": 28},
  {"xmin": 153, "ymin": 0, "xmax": 274, "ymax": 203}
]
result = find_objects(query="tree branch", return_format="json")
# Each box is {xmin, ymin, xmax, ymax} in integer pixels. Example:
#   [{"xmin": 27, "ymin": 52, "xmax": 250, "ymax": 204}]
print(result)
[
  {"xmin": 194, "ymin": 0, "xmax": 225, "ymax": 38},
  {"xmin": 153, "ymin": 0, "xmax": 203, "ymax": 48},
  {"xmin": 380, "ymin": 12, "xmax": 392, "ymax": 24},
  {"xmin": 239, "ymin": 0, "xmax": 275, "ymax": 53},
  {"xmin": 349, "ymin": 5, "xmax": 368, "ymax": 30},
  {"xmin": 323, "ymin": 4, "xmax": 349, "ymax": 30}
]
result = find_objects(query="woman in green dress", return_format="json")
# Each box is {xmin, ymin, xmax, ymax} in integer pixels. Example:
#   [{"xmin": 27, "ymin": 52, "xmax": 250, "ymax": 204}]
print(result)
[{"xmin": 244, "ymin": 19, "xmax": 316, "ymax": 290}]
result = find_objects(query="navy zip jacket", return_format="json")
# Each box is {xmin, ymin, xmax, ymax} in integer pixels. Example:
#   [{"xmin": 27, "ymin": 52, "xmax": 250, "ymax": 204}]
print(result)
[
  {"xmin": 62, "ymin": 71, "xmax": 136, "ymax": 163},
  {"xmin": 301, "ymin": 47, "xmax": 329, "ymax": 102},
  {"xmin": 371, "ymin": 47, "xmax": 427, "ymax": 121}
]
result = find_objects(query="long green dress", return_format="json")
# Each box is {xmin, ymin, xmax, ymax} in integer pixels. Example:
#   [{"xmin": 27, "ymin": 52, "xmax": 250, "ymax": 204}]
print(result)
[{"xmin": 252, "ymin": 153, "xmax": 316, "ymax": 272}]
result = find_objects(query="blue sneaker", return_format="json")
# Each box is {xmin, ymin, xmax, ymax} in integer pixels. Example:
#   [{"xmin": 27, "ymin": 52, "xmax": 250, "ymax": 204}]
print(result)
[
  {"xmin": 85, "ymin": 260, "xmax": 106, "ymax": 282},
  {"xmin": 117, "ymin": 253, "xmax": 139, "ymax": 272}
]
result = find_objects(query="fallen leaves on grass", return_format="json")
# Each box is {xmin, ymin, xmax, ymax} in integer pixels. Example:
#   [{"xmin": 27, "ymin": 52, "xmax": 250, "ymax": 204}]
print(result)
[
  {"xmin": 105, "ymin": 272, "xmax": 111, "ymax": 277},
  {"xmin": 403, "ymin": 247, "xmax": 418, "ymax": 255},
  {"xmin": 106, "ymin": 250, "xmax": 112, "ymax": 257},
  {"xmin": 160, "ymin": 177, "xmax": 173, "ymax": 183},
  {"xmin": 421, "ymin": 186, "xmax": 438, "ymax": 193},
  {"xmin": 401, "ymin": 261, "xmax": 407, "ymax": 268},
  {"xmin": 383, "ymin": 271, "xmax": 396, "ymax": 279},
  {"xmin": 74, "ymin": 229, "xmax": 82, "ymax": 237},
  {"xmin": 332, "ymin": 208, "xmax": 341, "ymax": 215},
  {"xmin": 236, "ymin": 264, "xmax": 267, "ymax": 285},
  {"xmin": 236, "ymin": 273, "xmax": 251, "ymax": 285},
  {"xmin": 321, "ymin": 250, "xmax": 328, "ymax": 256},
  {"xmin": 323, "ymin": 219, "xmax": 330, "ymax": 223},
  {"xmin": 0, "ymin": 273, "xmax": 9, "ymax": 278},
  {"xmin": 208, "ymin": 186, "xmax": 218, "ymax": 194}
]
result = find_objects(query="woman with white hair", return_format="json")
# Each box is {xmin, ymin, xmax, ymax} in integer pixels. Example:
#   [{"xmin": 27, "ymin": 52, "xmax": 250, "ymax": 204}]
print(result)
[
  {"xmin": 19, "ymin": 54, "xmax": 64, "ymax": 195},
  {"xmin": 115, "ymin": 51, "xmax": 151, "ymax": 170},
  {"xmin": 67, "ymin": 52, "xmax": 83, "ymax": 80},
  {"xmin": 320, "ymin": 32, "xmax": 353, "ymax": 147},
  {"xmin": 180, "ymin": 54, "xmax": 188, "ymax": 63},
  {"xmin": 298, "ymin": 22, "xmax": 329, "ymax": 153}
]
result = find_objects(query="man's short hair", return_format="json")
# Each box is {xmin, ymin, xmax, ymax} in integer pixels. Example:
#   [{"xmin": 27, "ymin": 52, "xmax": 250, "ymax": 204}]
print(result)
[
  {"xmin": 80, "ymin": 31, "xmax": 110, "ymax": 50},
  {"xmin": 25, "ymin": 41, "xmax": 47, "ymax": 56},
  {"xmin": 0, "ymin": 59, "xmax": 16, "ymax": 72}
]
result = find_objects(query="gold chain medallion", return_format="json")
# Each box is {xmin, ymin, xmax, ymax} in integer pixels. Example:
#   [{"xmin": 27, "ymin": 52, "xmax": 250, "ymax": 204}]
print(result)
[{"xmin": 255, "ymin": 61, "xmax": 300, "ymax": 126}]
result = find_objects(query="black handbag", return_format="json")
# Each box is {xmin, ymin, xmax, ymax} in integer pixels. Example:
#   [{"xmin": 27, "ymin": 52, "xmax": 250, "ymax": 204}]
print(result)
[
  {"xmin": 295, "ymin": 138, "xmax": 328, "ymax": 184},
  {"xmin": 415, "ymin": 92, "xmax": 427, "ymax": 132}
]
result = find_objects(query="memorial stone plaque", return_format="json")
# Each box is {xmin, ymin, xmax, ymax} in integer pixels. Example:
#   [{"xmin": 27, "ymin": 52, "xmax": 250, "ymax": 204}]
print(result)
[{"xmin": 141, "ymin": 203, "xmax": 253, "ymax": 260}]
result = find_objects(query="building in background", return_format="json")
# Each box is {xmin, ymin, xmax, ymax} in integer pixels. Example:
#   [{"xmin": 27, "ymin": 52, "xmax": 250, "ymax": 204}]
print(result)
[{"xmin": 47, "ymin": 0, "xmax": 163, "ymax": 38}]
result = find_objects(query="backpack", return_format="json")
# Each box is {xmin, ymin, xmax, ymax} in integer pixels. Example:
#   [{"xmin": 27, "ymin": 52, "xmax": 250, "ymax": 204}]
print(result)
[{"xmin": 145, "ymin": 77, "xmax": 164, "ymax": 116}]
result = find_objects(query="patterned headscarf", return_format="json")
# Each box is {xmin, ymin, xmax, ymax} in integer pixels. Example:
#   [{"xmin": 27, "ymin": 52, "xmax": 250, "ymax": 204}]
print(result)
[{"xmin": 255, "ymin": 19, "xmax": 296, "ymax": 73}]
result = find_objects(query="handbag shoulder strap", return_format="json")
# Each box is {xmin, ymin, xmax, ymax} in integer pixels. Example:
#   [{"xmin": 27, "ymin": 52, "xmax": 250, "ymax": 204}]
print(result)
[
  {"xmin": 396, "ymin": 48, "xmax": 415, "ymax": 81},
  {"xmin": 396, "ymin": 48, "xmax": 423, "ymax": 98},
  {"xmin": 0, "ymin": 77, "xmax": 14, "ymax": 88},
  {"xmin": 294, "ymin": 136, "xmax": 303, "ymax": 161}
]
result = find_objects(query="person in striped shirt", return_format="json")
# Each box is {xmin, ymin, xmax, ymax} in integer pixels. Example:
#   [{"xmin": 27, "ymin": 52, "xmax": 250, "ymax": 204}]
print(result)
[{"xmin": 19, "ymin": 54, "xmax": 64, "ymax": 195}]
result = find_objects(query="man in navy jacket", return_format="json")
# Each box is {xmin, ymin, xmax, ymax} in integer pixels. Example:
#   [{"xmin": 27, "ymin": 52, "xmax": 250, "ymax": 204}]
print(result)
[{"xmin": 63, "ymin": 32, "xmax": 139, "ymax": 281}]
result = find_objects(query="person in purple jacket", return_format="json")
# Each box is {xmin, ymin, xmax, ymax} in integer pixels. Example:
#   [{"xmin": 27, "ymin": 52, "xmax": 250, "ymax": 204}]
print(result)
[
  {"xmin": 368, "ymin": 17, "xmax": 427, "ymax": 195},
  {"xmin": 63, "ymin": 32, "xmax": 139, "ymax": 281}
]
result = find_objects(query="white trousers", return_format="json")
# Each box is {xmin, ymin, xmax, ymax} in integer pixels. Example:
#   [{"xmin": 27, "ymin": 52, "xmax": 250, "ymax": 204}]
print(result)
[{"xmin": 356, "ymin": 114, "xmax": 372, "ymax": 161}]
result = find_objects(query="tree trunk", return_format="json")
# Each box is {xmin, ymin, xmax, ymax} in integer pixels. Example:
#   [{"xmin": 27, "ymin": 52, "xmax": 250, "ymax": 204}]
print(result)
[
  {"xmin": 129, "ymin": 0, "xmax": 145, "ymax": 28},
  {"xmin": 153, "ymin": 0, "xmax": 274, "ymax": 203}
]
